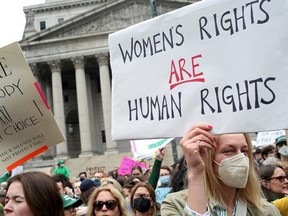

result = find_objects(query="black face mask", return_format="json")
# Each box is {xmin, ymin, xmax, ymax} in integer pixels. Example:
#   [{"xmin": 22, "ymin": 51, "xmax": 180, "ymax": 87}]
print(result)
[{"xmin": 133, "ymin": 195, "xmax": 151, "ymax": 213}]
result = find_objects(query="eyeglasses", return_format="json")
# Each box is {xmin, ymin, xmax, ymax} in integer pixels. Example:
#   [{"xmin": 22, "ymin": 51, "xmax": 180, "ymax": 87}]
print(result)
[
  {"xmin": 268, "ymin": 175, "xmax": 288, "ymax": 183},
  {"xmin": 64, "ymin": 206, "xmax": 78, "ymax": 213},
  {"xmin": 93, "ymin": 200, "xmax": 118, "ymax": 211}
]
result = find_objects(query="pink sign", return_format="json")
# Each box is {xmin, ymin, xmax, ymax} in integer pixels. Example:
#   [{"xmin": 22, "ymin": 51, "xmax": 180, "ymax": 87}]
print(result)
[{"xmin": 118, "ymin": 156, "xmax": 147, "ymax": 176}]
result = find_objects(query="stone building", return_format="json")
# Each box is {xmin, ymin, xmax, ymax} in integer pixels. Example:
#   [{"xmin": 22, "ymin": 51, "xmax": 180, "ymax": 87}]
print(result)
[{"xmin": 19, "ymin": 0, "xmax": 197, "ymax": 159}]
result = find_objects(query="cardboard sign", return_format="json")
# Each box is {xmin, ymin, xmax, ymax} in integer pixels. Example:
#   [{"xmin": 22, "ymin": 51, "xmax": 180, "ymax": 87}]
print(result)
[
  {"xmin": 256, "ymin": 130, "xmax": 285, "ymax": 147},
  {"xmin": 0, "ymin": 43, "xmax": 65, "ymax": 175},
  {"xmin": 117, "ymin": 156, "xmax": 147, "ymax": 176},
  {"xmin": 131, "ymin": 138, "xmax": 174, "ymax": 159},
  {"xmin": 109, "ymin": 0, "xmax": 288, "ymax": 140}
]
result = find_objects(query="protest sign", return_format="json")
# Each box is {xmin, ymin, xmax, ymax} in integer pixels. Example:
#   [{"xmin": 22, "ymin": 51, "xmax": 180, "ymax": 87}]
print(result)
[
  {"xmin": 256, "ymin": 130, "xmax": 285, "ymax": 147},
  {"xmin": 11, "ymin": 165, "xmax": 23, "ymax": 177},
  {"xmin": 131, "ymin": 138, "xmax": 174, "ymax": 159},
  {"xmin": 109, "ymin": 0, "xmax": 288, "ymax": 140},
  {"xmin": 0, "ymin": 42, "xmax": 65, "ymax": 175},
  {"xmin": 117, "ymin": 156, "xmax": 147, "ymax": 176}
]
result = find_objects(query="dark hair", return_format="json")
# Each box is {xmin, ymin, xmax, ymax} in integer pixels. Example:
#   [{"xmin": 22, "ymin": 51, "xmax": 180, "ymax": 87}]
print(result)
[
  {"xmin": 80, "ymin": 187, "xmax": 96, "ymax": 205},
  {"xmin": 52, "ymin": 174, "xmax": 73, "ymax": 189},
  {"xmin": 78, "ymin": 172, "xmax": 87, "ymax": 178},
  {"xmin": 108, "ymin": 170, "xmax": 118, "ymax": 179},
  {"xmin": 259, "ymin": 165, "xmax": 285, "ymax": 202},
  {"xmin": 7, "ymin": 172, "xmax": 64, "ymax": 216},
  {"xmin": 115, "ymin": 175, "xmax": 127, "ymax": 187},
  {"xmin": 259, "ymin": 164, "xmax": 282, "ymax": 181},
  {"xmin": 261, "ymin": 145, "xmax": 275, "ymax": 159},
  {"xmin": 160, "ymin": 165, "xmax": 171, "ymax": 174},
  {"xmin": 170, "ymin": 156, "xmax": 187, "ymax": 193},
  {"xmin": 131, "ymin": 166, "xmax": 143, "ymax": 174}
]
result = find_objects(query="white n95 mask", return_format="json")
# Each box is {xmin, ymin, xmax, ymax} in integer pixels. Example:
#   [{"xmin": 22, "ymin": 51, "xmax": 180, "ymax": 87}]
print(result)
[{"xmin": 213, "ymin": 153, "xmax": 249, "ymax": 188}]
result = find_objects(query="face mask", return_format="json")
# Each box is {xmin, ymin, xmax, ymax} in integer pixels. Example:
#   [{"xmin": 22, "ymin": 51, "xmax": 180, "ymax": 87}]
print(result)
[
  {"xmin": 159, "ymin": 175, "xmax": 170, "ymax": 186},
  {"xmin": 80, "ymin": 178, "xmax": 85, "ymax": 182},
  {"xmin": 133, "ymin": 195, "xmax": 151, "ymax": 213},
  {"xmin": 213, "ymin": 153, "xmax": 249, "ymax": 188}
]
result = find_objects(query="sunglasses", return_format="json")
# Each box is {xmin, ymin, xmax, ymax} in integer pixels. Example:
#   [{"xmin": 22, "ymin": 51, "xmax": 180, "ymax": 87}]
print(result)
[
  {"xmin": 268, "ymin": 175, "xmax": 288, "ymax": 183},
  {"xmin": 93, "ymin": 200, "xmax": 118, "ymax": 211}
]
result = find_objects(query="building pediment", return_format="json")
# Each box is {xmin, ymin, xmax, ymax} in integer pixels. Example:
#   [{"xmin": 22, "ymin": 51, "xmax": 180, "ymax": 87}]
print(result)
[{"xmin": 20, "ymin": 0, "xmax": 192, "ymax": 45}]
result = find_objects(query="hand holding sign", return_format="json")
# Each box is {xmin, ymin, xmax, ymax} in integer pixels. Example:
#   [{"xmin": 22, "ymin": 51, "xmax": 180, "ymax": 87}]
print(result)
[
  {"xmin": 0, "ymin": 43, "xmax": 65, "ymax": 175},
  {"xmin": 109, "ymin": 0, "xmax": 288, "ymax": 140}
]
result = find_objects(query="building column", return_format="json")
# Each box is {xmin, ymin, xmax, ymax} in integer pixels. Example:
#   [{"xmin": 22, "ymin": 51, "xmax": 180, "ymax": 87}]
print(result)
[
  {"xmin": 86, "ymin": 73, "xmax": 97, "ymax": 152},
  {"xmin": 72, "ymin": 57, "xmax": 93, "ymax": 157},
  {"xmin": 29, "ymin": 63, "xmax": 39, "ymax": 82},
  {"xmin": 95, "ymin": 53, "xmax": 117, "ymax": 153},
  {"xmin": 45, "ymin": 78, "xmax": 56, "ymax": 157},
  {"xmin": 48, "ymin": 60, "xmax": 68, "ymax": 158}
]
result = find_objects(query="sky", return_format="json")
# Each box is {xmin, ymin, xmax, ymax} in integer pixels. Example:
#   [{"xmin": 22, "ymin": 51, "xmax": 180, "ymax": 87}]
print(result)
[{"xmin": 0, "ymin": 0, "xmax": 46, "ymax": 48}]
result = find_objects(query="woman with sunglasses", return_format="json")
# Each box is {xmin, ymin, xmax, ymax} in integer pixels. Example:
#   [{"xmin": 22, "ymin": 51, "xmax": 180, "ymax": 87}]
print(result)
[
  {"xmin": 260, "ymin": 164, "xmax": 288, "ymax": 202},
  {"xmin": 130, "ymin": 182, "xmax": 158, "ymax": 216},
  {"xmin": 86, "ymin": 186, "xmax": 129, "ymax": 216}
]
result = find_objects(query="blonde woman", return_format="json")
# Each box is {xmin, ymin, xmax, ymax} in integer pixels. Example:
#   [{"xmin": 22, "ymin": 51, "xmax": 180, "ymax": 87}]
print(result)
[
  {"xmin": 86, "ymin": 186, "xmax": 129, "ymax": 216},
  {"xmin": 162, "ymin": 124, "xmax": 281, "ymax": 215}
]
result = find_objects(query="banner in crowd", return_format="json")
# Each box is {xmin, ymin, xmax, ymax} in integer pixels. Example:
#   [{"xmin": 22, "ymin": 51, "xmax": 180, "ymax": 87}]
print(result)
[
  {"xmin": 118, "ymin": 156, "xmax": 147, "ymax": 176},
  {"xmin": 256, "ymin": 130, "xmax": 285, "ymax": 147},
  {"xmin": 0, "ymin": 43, "xmax": 65, "ymax": 175},
  {"xmin": 109, "ymin": 0, "xmax": 288, "ymax": 140},
  {"xmin": 131, "ymin": 138, "xmax": 174, "ymax": 159}
]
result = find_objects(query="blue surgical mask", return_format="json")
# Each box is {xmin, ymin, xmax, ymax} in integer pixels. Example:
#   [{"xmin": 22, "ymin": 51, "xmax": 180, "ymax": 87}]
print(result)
[{"xmin": 159, "ymin": 175, "xmax": 170, "ymax": 186}]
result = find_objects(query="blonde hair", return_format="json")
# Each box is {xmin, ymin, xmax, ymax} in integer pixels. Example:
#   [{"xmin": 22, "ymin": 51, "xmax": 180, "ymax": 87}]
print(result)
[
  {"xmin": 101, "ymin": 178, "xmax": 125, "ymax": 197},
  {"xmin": 204, "ymin": 133, "xmax": 264, "ymax": 211},
  {"xmin": 86, "ymin": 186, "xmax": 129, "ymax": 216}
]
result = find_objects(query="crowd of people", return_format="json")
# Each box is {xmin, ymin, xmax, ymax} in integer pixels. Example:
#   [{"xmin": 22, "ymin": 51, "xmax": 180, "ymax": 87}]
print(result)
[{"xmin": 0, "ymin": 125, "xmax": 287, "ymax": 216}]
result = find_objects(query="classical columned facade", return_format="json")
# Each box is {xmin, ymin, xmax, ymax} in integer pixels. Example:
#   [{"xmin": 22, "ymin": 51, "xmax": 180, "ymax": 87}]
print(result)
[
  {"xmin": 20, "ymin": 0, "xmax": 195, "ymax": 158},
  {"xmin": 96, "ymin": 53, "xmax": 117, "ymax": 152},
  {"xmin": 28, "ymin": 54, "xmax": 112, "ymax": 158},
  {"xmin": 72, "ymin": 57, "xmax": 93, "ymax": 156}
]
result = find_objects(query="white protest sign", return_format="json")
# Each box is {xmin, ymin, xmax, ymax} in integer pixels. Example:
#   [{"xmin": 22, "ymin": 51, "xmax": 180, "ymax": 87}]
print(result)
[
  {"xmin": 109, "ymin": 0, "xmax": 288, "ymax": 140},
  {"xmin": 0, "ymin": 42, "xmax": 65, "ymax": 175},
  {"xmin": 11, "ymin": 166, "xmax": 23, "ymax": 177},
  {"xmin": 130, "ymin": 138, "xmax": 174, "ymax": 159},
  {"xmin": 256, "ymin": 130, "xmax": 285, "ymax": 147}
]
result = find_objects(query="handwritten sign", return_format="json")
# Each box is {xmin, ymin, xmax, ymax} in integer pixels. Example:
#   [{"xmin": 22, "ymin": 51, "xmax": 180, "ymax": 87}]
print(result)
[
  {"xmin": 0, "ymin": 43, "xmax": 65, "ymax": 175},
  {"xmin": 109, "ymin": 0, "xmax": 288, "ymax": 140},
  {"xmin": 131, "ymin": 138, "xmax": 174, "ymax": 159},
  {"xmin": 117, "ymin": 156, "xmax": 147, "ymax": 176},
  {"xmin": 86, "ymin": 166, "xmax": 105, "ymax": 178},
  {"xmin": 256, "ymin": 130, "xmax": 285, "ymax": 147}
]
